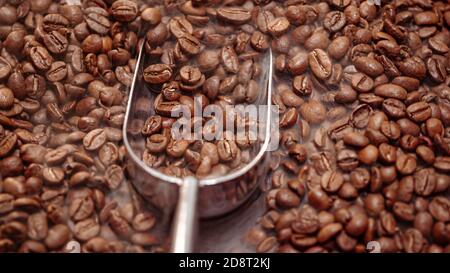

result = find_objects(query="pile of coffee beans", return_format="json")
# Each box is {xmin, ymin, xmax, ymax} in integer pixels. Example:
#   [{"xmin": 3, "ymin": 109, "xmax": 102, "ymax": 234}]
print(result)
[
  {"xmin": 138, "ymin": 3, "xmax": 267, "ymax": 178},
  {"xmin": 0, "ymin": 0, "xmax": 166, "ymax": 253},
  {"xmin": 1, "ymin": 0, "xmax": 449, "ymax": 253},
  {"xmin": 242, "ymin": 0, "xmax": 450, "ymax": 253}
]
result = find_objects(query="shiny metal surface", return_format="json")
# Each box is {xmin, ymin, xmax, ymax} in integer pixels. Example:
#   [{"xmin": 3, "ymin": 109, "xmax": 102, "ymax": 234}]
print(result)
[{"xmin": 123, "ymin": 42, "xmax": 273, "ymax": 252}]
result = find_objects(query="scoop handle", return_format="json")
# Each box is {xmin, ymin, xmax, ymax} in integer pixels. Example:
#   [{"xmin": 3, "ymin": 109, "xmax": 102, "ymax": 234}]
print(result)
[{"xmin": 171, "ymin": 176, "xmax": 199, "ymax": 253}]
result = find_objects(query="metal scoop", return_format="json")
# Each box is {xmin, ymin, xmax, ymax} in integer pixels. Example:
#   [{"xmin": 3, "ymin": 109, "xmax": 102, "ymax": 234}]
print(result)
[{"xmin": 123, "ymin": 43, "xmax": 273, "ymax": 253}]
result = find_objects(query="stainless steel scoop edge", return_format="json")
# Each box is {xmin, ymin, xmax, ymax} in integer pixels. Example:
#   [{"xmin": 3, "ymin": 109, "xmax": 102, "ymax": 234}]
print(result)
[{"xmin": 123, "ymin": 43, "xmax": 273, "ymax": 253}]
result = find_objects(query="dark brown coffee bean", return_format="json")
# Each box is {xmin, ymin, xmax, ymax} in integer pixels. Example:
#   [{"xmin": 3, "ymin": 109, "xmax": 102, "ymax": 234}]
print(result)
[
  {"xmin": 324, "ymin": 11, "xmax": 346, "ymax": 32},
  {"xmin": 357, "ymin": 144, "xmax": 378, "ymax": 165},
  {"xmin": 378, "ymin": 210, "xmax": 397, "ymax": 236},
  {"xmin": 280, "ymin": 107, "xmax": 298, "ymax": 128},
  {"xmin": 105, "ymin": 164, "xmax": 124, "ymax": 190},
  {"xmin": 169, "ymin": 16, "xmax": 193, "ymax": 38},
  {"xmin": 328, "ymin": 36, "xmax": 350, "ymax": 60},
  {"xmin": 268, "ymin": 17, "xmax": 290, "ymax": 36},
  {"xmin": 378, "ymin": 143, "xmax": 397, "ymax": 164},
  {"xmin": 141, "ymin": 7, "xmax": 161, "ymax": 24},
  {"xmin": 414, "ymin": 212, "xmax": 433, "ymax": 237},
  {"xmin": 380, "ymin": 120, "xmax": 401, "ymax": 140},
  {"xmin": 178, "ymin": 33, "xmax": 201, "ymax": 55},
  {"xmin": 217, "ymin": 140, "xmax": 239, "ymax": 163},
  {"xmin": 256, "ymin": 236, "xmax": 276, "ymax": 253},
  {"xmin": 45, "ymin": 61, "xmax": 67, "ymax": 82},
  {"xmin": 428, "ymin": 197, "xmax": 450, "ymax": 222},
  {"xmin": 143, "ymin": 64, "xmax": 172, "ymax": 84},
  {"xmin": 288, "ymin": 143, "xmax": 307, "ymax": 164},
  {"xmin": 0, "ymin": 87, "xmax": 14, "ymax": 110},
  {"xmin": 397, "ymin": 56, "xmax": 427, "ymax": 80},
  {"xmin": 337, "ymin": 149, "xmax": 359, "ymax": 171},
  {"xmin": 402, "ymin": 228, "xmax": 425, "ymax": 253},
  {"xmin": 382, "ymin": 98, "xmax": 406, "ymax": 119},
  {"xmin": 414, "ymin": 11, "xmax": 439, "ymax": 25},
  {"xmin": 83, "ymin": 129, "xmax": 106, "ymax": 151},
  {"xmin": 317, "ymin": 223, "xmax": 342, "ymax": 243},
  {"xmin": 43, "ymin": 31, "xmax": 68, "ymax": 55},
  {"xmin": 321, "ymin": 170, "xmax": 344, "ymax": 193},
  {"xmin": 414, "ymin": 168, "xmax": 436, "ymax": 197},
  {"xmin": 393, "ymin": 202, "xmax": 415, "ymax": 222},
  {"xmin": 309, "ymin": 49, "xmax": 332, "ymax": 80},
  {"xmin": 69, "ymin": 197, "xmax": 94, "ymax": 222},
  {"xmin": 300, "ymin": 100, "xmax": 326, "ymax": 124},
  {"xmin": 216, "ymin": 7, "xmax": 251, "ymax": 25},
  {"xmin": 86, "ymin": 9, "xmax": 111, "ymax": 35},
  {"xmin": 353, "ymin": 56, "xmax": 384, "ymax": 77},
  {"xmin": 4, "ymin": 30, "xmax": 25, "ymax": 55},
  {"xmin": 220, "ymin": 46, "xmax": 239, "ymax": 74},
  {"xmin": 292, "ymin": 75, "xmax": 312, "ymax": 96},
  {"xmin": 141, "ymin": 116, "xmax": 162, "ymax": 136},
  {"xmin": 375, "ymin": 84, "xmax": 407, "ymax": 100},
  {"xmin": 44, "ymin": 224, "xmax": 70, "ymax": 250},
  {"xmin": 42, "ymin": 167, "xmax": 65, "ymax": 186},
  {"xmin": 396, "ymin": 154, "xmax": 417, "ymax": 175},
  {"xmin": 29, "ymin": 46, "xmax": 53, "ymax": 71},
  {"xmin": 343, "ymin": 132, "xmax": 369, "ymax": 147},
  {"xmin": 407, "ymin": 102, "xmax": 432, "ymax": 122},
  {"xmin": 74, "ymin": 218, "xmax": 100, "ymax": 241},
  {"xmin": 351, "ymin": 73, "xmax": 374, "ymax": 93},
  {"xmin": 146, "ymin": 134, "xmax": 169, "ymax": 153},
  {"xmin": 287, "ymin": 52, "xmax": 307, "ymax": 75},
  {"xmin": 275, "ymin": 188, "xmax": 300, "ymax": 209},
  {"xmin": 364, "ymin": 194, "xmax": 385, "ymax": 216},
  {"xmin": 111, "ymin": 0, "xmax": 138, "ymax": 22},
  {"xmin": 350, "ymin": 167, "xmax": 370, "ymax": 190},
  {"xmin": 81, "ymin": 34, "xmax": 103, "ymax": 54},
  {"xmin": 308, "ymin": 189, "xmax": 332, "ymax": 210}
]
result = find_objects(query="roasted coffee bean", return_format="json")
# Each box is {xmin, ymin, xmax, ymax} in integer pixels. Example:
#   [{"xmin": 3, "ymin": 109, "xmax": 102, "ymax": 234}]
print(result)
[
  {"xmin": 143, "ymin": 64, "xmax": 172, "ymax": 84},
  {"xmin": 428, "ymin": 197, "xmax": 450, "ymax": 222},
  {"xmin": 217, "ymin": 7, "xmax": 251, "ymax": 25},
  {"xmin": 321, "ymin": 171, "xmax": 344, "ymax": 193},
  {"xmin": 396, "ymin": 154, "xmax": 417, "ymax": 175},
  {"xmin": 111, "ymin": 0, "xmax": 138, "ymax": 22},
  {"xmin": 393, "ymin": 202, "xmax": 415, "ymax": 222},
  {"xmin": 350, "ymin": 168, "xmax": 370, "ymax": 190},
  {"xmin": 309, "ymin": 49, "xmax": 332, "ymax": 80},
  {"xmin": 29, "ymin": 46, "xmax": 53, "ymax": 71},
  {"xmin": 105, "ymin": 164, "xmax": 124, "ymax": 190},
  {"xmin": 280, "ymin": 108, "xmax": 298, "ymax": 128},
  {"xmin": 308, "ymin": 189, "xmax": 332, "ymax": 210},
  {"xmin": 292, "ymin": 75, "xmax": 312, "ymax": 96},
  {"xmin": 268, "ymin": 17, "xmax": 290, "ymax": 37},
  {"xmin": 300, "ymin": 100, "xmax": 326, "ymax": 124},
  {"xmin": 83, "ymin": 129, "xmax": 106, "ymax": 151},
  {"xmin": 382, "ymin": 98, "xmax": 406, "ymax": 119},
  {"xmin": 287, "ymin": 52, "xmax": 308, "ymax": 75},
  {"xmin": 44, "ymin": 224, "xmax": 70, "ymax": 250},
  {"xmin": 317, "ymin": 223, "xmax": 342, "ymax": 243},
  {"xmin": 46, "ymin": 61, "xmax": 67, "ymax": 82},
  {"xmin": 324, "ymin": 11, "xmax": 346, "ymax": 32},
  {"xmin": 0, "ymin": 87, "xmax": 14, "ymax": 110},
  {"xmin": 402, "ymin": 228, "xmax": 425, "ymax": 253},
  {"xmin": 275, "ymin": 188, "xmax": 300, "ymax": 209},
  {"xmin": 43, "ymin": 31, "xmax": 68, "ymax": 55}
]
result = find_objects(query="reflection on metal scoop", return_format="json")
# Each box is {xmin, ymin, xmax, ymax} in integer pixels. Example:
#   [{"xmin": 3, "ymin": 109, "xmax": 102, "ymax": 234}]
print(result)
[{"xmin": 123, "ymin": 42, "xmax": 273, "ymax": 253}]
